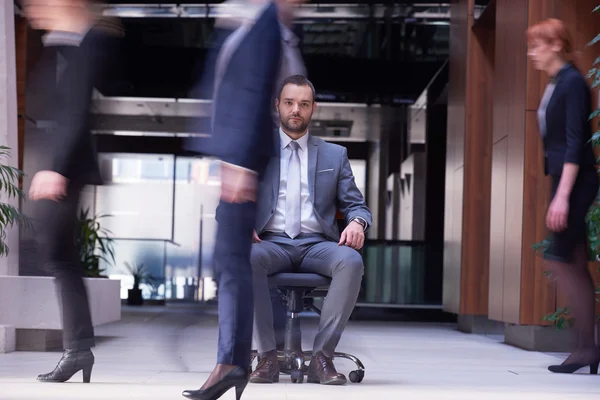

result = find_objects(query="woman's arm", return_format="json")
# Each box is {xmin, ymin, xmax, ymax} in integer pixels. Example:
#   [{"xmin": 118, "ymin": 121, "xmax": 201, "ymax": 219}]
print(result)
[
  {"xmin": 554, "ymin": 162, "xmax": 580, "ymax": 201},
  {"xmin": 562, "ymin": 75, "xmax": 590, "ymax": 175}
]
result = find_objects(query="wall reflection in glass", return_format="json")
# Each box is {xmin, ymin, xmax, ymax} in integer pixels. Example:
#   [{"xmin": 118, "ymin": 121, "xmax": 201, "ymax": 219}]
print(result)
[
  {"xmin": 78, "ymin": 153, "xmax": 366, "ymax": 302},
  {"xmin": 80, "ymin": 153, "xmax": 221, "ymax": 301}
]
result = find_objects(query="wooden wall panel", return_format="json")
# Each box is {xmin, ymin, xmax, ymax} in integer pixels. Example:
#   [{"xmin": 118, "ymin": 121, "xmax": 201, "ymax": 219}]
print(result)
[
  {"xmin": 447, "ymin": 0, "xmax": 470, "ymax": 172},
  {"xmin": 502, "ymin": 0, "xmax": 528, "ymax": 284},
  {"xmin": 488, "ymin": 137, "xmax": 508, "ymax": 320},
  {"xmin": 443, "ymin": 167, "xmax": 464, "ymax": 312},
  {"xmin": 443, "ymin": 0, "xmax": 470, "ymax": 314},
  {"xmin": 443, "ymin": 150, "xmax": 457, "ymax": 311},
  {"xmin": 444, "ymin": 0, "xmax": 495, "ymax": 315},
  {"xmin": 460, "ymin": 23, "xmax": 495, "ymax": 315},
  {"xmin": 518, "ymin": 0, "xmax": 561, "ymax": 326},
  {"xmin": 489, "ymin": 0, "xmax": 529, "ymax": 324},
  {"xmin": 489, "ymin": 0, "xmax": 511, "ymax": 295},
  {"xmin": 520, "ymin": 112, "xmax": 554, "ymax": 324},
  {"xmin": 491, "ymin": 3, "xmax": 508, "ymax": 146}
]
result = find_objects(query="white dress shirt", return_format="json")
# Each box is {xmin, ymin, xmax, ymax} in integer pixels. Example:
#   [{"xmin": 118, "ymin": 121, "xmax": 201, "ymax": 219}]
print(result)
[
  {"xmin": 43, "ymin": 30, "xmax": 87, "ymax": 47},
  {"xmin": 264, "ymin": 129, "xmax": 323, "ymax": 235}
]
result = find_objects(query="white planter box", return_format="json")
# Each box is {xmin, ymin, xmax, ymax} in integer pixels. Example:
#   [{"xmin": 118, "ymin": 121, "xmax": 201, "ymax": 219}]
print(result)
[{"xmin": 0, "ymin": 276, "xmax": 121, "ymax": 329}]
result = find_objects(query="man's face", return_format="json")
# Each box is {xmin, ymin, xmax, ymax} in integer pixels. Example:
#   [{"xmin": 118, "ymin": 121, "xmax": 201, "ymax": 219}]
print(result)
[{"xmin": 276, "ymin": 83, "xmax": 316, "ymax": 135}]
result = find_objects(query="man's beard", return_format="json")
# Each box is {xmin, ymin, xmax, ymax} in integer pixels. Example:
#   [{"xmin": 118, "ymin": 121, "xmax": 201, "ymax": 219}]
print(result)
[{"xmin": 281, "ymin": 115, "xmax": 310, "ymax": 134}]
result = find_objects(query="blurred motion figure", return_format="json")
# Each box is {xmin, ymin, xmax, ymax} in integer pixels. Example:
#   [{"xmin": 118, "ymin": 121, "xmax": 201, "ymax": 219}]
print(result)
[
  {"xmin": 183, "ymin": 0, "xmax": 306, "ymax": 399},
  {"xmin": 22, "ymin": 0, "xmax": 121, "ymax": 383}
]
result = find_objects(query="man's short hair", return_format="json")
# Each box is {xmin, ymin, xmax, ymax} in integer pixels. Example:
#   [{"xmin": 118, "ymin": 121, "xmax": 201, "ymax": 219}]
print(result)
[{"xmin": 277, "ymin": 75, "xmax": 316, "ymax": 102}]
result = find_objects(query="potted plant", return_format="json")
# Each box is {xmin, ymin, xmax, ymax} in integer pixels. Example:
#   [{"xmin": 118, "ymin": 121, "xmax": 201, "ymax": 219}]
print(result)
[
  {"xmin": 76, "ymin": 208, "xmax": 115, "ymax": 277},
  {"xmin": 582, "ymin": 4, "xmax": 600, "ymax": 324},
  {"xmin": 123, "ymin": 262, "xmax": 158, "ymax": 306},
  {"xmin": 0, "ymin": 146, "xmax": 29, "ymax": 257}
]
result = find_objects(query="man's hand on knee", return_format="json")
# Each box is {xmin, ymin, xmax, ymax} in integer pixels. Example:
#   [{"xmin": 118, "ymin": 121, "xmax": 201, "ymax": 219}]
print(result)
[{"xmin": 338, "ymin": 220, "xmax": 365, "ymax": 250}]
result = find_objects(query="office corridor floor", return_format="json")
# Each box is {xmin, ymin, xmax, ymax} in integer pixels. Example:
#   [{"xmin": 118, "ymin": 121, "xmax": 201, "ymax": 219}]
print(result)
[{"xmin": 0, "ymin": 304, "xmax": 599, "ymax": 399}]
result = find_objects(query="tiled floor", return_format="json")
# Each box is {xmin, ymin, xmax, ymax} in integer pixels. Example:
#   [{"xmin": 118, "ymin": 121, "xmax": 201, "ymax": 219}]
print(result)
[{"xmin": 1, "ymin": 304, "xmax": 599, "ymax": 399}]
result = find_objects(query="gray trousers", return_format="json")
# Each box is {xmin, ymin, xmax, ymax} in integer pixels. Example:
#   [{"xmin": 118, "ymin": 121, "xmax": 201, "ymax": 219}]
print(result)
[{"xmin": 251, "ymin": 233, "xmax": 364, "ymax": 358}]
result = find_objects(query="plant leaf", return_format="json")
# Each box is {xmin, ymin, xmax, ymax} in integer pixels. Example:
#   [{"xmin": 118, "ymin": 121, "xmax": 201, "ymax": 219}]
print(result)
[{"xmin": 589, "ymin": 33, "xmax": 600, "ymax": 47}]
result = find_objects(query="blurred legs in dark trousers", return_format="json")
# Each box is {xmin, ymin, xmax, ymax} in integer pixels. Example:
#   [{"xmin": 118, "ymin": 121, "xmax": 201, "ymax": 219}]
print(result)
[
  {"xmin": 34, "ymin": 183, "xmax": 96, "ymax": 383},
  {"xmin": 214, "ymin": 200, "xmax": 257, "ymax": 368},
  {"xmin": 35, "ymin": 184, "xmax": 94, "ymax": 350}
]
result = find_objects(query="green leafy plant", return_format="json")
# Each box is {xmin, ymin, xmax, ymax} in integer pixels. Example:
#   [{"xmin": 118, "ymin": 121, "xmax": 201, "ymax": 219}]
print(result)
[
  {"xmin": 123, "ymin": 262, "xmax": 159, "ymax": 290},
  {"xmin": 76, "ymin": 209, "xmax": 115, "ymax": 277},
  {"xmin": 586, "ymin": 4, "xmax": 600, "ymax": 323},
  {"xmin": 585, "ymin": 205, "xmax": 600, "ymax": 259},
  {"xmin": 531, "ymin": 238, "xmax": 551, "ymax": 256},
  {"xmin": 0, "ymin": 146, "xmax": 29, "ymax": 257},
  {"xmin": 541, "ymin": 307, "xmax": 575, "ymax": 329}
]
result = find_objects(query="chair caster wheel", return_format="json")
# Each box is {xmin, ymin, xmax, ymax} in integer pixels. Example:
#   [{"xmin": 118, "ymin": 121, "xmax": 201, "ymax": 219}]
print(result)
[
  {"xmin": 349, "ymin": 370, "xmax": 364, "ymax": 383},
  {"xmin": 290, "ymin": 370, "xmax": 304, "ymax": 383}
]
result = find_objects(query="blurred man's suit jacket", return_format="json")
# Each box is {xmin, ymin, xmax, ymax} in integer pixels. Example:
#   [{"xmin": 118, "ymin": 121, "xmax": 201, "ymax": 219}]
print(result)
[
  {"xmin": 186, "ymin": 2, "xmax": 282, "ymax": 173},
  {"xmin": 25, "ymin": 26, "xmax": 119, "ymax": 186},
  {"xmin": 20, "ymin": 25, "xmax": 120, "ymax": 277}
]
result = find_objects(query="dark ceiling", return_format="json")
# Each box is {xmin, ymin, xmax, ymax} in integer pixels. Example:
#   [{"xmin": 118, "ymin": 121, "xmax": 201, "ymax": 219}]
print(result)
[
  {"xmin": 100, "ymin": 1, "xmax": 450, "ymax": 103},
  {"xmin": 103, "ymin": 0, "xmax": 451, "ymax": 4}
]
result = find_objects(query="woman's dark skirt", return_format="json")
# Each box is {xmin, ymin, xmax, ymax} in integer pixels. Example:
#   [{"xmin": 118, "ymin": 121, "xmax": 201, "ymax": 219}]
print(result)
[{"xmin": 545, "ymin": 172, "xmax": 599, "ymax": 263}]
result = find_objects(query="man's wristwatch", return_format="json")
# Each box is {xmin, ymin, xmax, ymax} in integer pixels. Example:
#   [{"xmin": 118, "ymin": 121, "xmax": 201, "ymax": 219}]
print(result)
[{"xmin": 349, "ymin": 217, "xmax": 367, "ymax": 231}]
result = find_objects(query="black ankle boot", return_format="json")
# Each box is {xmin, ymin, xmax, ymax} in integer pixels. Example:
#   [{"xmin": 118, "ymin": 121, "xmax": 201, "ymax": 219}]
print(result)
[
  {"xmin": 548, "ymin": 349, "xmax": 600, "ymax": 375},
  {"xmin": 37, "ymin": 349, "xmax": 95, "ymax": 383},
  {"xmin": 548, "ymin": 360, "xmax": 599, "ymax": 374}
]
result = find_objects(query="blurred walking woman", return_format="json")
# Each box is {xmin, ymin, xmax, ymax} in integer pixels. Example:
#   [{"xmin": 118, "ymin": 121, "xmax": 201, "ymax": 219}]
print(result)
[
  {"xmin": 22, "ymin": 0, "xmax": 121, "ymax": 383},
  {"xmin": 527, "ymin": 18, "xmax": 600, "ymax": 374}
]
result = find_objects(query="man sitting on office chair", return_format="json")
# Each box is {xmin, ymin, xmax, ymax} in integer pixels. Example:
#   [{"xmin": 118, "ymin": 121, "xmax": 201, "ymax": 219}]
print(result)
[{"xmin": 250, "ymin": 75, "xmax": 372, "ymax": 386}]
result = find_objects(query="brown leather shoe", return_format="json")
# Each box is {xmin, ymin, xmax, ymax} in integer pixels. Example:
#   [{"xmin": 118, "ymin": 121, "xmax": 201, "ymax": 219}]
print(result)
[
  {"xmin": 307, "ymin": 354, "xmax": 347, "ymax": 385},
  {"xmin": 249, "ymin": 352, "xmax": 279, "ymax": 384}
]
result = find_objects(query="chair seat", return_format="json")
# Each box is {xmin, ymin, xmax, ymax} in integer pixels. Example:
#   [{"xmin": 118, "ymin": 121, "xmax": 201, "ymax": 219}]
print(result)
[{"xmin": 268, "ymin": 273, "xmax": 331, "ymax": 288}]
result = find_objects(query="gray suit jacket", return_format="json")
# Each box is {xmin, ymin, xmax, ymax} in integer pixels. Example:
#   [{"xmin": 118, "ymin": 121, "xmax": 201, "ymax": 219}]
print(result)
[{"xmin": 256, "ymin": 134, "xmax": 372, "ymax": 241}]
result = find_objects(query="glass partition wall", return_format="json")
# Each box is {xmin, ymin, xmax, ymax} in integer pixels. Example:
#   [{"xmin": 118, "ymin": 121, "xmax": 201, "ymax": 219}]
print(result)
[
  {"xmin": 81, "ymin": 154, "xmax": 368, "ymax": 302},
  {"xmin": 81, "ymin": 153, "xmax": 221, "ymax": 301}
]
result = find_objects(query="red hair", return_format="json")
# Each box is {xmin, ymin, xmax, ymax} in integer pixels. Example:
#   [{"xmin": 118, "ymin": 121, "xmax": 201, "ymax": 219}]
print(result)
[{"xmin": 526, "ymin": 18, "xmax": 574, "ymax": 57}]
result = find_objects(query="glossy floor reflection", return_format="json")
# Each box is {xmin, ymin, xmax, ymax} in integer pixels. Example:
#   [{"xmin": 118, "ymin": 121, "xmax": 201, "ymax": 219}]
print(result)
[{"xmin": 0, "ymin": 304, "xmax": 599, "ymax": 399}]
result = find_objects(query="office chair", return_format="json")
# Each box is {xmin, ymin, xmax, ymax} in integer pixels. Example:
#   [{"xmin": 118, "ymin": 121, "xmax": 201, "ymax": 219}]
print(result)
[{"xmin": 250, "ymin": 272, "xmax": 365, "ymax": 383}]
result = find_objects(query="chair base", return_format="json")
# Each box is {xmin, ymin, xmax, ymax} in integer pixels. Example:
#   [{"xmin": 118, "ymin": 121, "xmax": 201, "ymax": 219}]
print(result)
[
  {"xmin": 251, "ymin": 278, "xmax": 365, "ymax": 383},
  {"xmin": 250, "ymin": 349, "xmax": 365, "ymax": 384}
]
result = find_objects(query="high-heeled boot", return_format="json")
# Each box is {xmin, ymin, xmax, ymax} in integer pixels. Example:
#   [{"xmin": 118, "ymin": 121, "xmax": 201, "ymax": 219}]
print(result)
[
  {"xmin": 37, "ymin": 349, "xmax": 95, "ymax": 383},
  {"xmin": 548, "ymin": 359, "xmax": 599, "ymax": 374},
  {"xmin": 182, "ymin": 366, "xmax": 248, "ymax": 400},
  {"xmin": 548, "ymin": 348, "xmax": 600, "ymax": 375}
]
